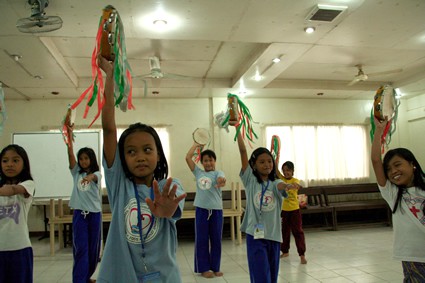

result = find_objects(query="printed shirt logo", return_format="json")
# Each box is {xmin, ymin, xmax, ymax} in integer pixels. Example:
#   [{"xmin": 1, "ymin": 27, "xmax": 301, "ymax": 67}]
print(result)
[
  {"xmin": 197, "ymin": 176, "xmax": 212, "ymax": 191},
  {"xmin": 77, "ymin": 176, "xmax": 90, "ymax": 192},
  {"xmin": 124, "ymin": 198, "xmax": 160, "ymax": 244},
  {"xmin": 403, "ymin": 194, "xmax": 425, "ymax": 225},
  {"xmin": 254, "ymin": 190, "xmax": 276, "ymax": 212},
  {"xmin": 0, "ymin": 203, "xmax": 20, "ymax": 224}
]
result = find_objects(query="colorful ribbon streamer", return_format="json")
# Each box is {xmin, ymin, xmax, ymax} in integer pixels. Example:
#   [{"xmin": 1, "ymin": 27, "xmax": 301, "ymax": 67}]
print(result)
[
  {"xmin": 220, "ymin": 93, "xmax": 258, "ymax": 144},
  {"xmin": 60, "ymin": 105, "xmax": 75, "ymax": 145},
  {"xmin": 71, "ymin": 6, "xmax": 133, "ymax": 127},
  {"xmin": 194, "ymin": 146, "xmax": 203, "ymax": 163}
]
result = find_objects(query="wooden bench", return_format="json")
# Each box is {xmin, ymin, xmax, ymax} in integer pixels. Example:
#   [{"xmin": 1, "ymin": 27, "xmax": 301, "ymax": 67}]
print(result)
[
  {"xmin": 48, "ymin": 199, "xmax": 112, "ymax": 256},
  {"xmin": 298, "ymin": 187, "xmax": 336, "ymax": 230},
  {"xmin": 181, "ymin": 182, "xmax": 244, "ymax": 244},
  {"xmin": 319, "ymin": 183, "xmax": 391, "ymax": 230}
]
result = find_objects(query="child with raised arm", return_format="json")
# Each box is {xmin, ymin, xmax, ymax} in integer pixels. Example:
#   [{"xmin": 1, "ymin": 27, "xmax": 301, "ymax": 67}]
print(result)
[
  {"xmin": 66, "ymin": 125, "xmax": 102, "ymax": 283},
  {"xmin": 277, "ymin": 161, "xmax": 306, "ymax": 264},
  {"xmin": 371, "ymin": 117, "xmax": 425, "ymax": 281},
  {"xmin": 230, "ymin": 121, "xmax": 290, "ymax": 283},
  {"xmin": 0, "ymin": 144, "xmax": 35, "ymax": 283},
  {"xmin": 185, "ymin": 143, "xmax": 226, "ymax": 278},
  {"xmin": 97, "ymin": 54, "xmax": 187, "ymax": 283}
]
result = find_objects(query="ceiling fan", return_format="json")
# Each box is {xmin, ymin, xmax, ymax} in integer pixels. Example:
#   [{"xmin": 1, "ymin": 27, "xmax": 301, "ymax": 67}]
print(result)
[
  {"xmin": 16, "ymin": 0, "xmax": 63, "ymax": 33},
  {"xmin": 137, "ymin": 56, "xmax": 192, "ymax": 80},
  {"xmin": 347, "ymin": 64, "xmax": 403, "ymax": 86}
]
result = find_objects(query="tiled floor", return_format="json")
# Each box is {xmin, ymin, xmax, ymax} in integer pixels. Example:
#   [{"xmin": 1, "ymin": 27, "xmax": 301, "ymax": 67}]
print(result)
[{"xmin": 33, "ymin": 225, "xmax": 404, "ymax": 283}]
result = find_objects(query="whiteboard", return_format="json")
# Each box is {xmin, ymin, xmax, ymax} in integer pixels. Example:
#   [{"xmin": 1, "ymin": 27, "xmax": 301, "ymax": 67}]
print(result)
[{"xmin": 12, "ymin": 131, "xmax": 101, "ymax": 199}]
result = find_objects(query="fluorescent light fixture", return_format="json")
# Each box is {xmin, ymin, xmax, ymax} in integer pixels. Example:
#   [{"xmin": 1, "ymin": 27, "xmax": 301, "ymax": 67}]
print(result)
[
  {"xmin": 394, "ymin": 88, "xmax": 403, "ymax": 98},
  {"xmin": 253, "ymin": 70, "xmax": 263, "ymax": 81},
  {"xmin": 304, "ymin": 27, "xmax": 315, "ymax": 34}
]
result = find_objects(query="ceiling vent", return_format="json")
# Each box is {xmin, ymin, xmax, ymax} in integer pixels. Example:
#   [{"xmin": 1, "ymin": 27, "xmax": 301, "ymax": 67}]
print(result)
[{"xmin": 307, "ymin": 4, "xmax": 347, "ymax": 22}]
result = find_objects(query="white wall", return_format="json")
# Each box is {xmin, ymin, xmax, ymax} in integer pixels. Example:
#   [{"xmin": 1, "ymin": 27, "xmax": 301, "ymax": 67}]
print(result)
[{"xmin": 5, "ymin": 94, "xmax": 425, "ymax": 232}]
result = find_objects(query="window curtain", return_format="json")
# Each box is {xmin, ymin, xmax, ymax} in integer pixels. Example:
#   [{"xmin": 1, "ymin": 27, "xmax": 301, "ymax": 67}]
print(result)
[{"xmin": 266, "ymin": 125, "xmax": 369, "ymax": 187}]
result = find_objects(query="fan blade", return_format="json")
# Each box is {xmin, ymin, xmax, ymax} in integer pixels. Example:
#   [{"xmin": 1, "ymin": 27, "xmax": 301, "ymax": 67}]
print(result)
[
  {"xmin": 367, "ymin": 68, "xmax": 403, "ymax": 77},
  {"xmin": 347, "ymin": 77, "xmax": 360, "ymax": 86},
  {"xmin": 162, "ymin": 73, "xmax": 194, "ymax": 80}
]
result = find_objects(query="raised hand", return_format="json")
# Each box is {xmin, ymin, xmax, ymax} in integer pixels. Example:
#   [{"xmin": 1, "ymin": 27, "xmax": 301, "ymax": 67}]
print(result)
[
  {"xmin": 216, "ymin": 177, "xmax": 226, "ymax": 188},
  {"xmin": 97, "ymin": 53, "xmax": 114, "ymax": 75},
  {"xmin": 145, "ymin": 178, "xmax": 187, "ymax": 218}
]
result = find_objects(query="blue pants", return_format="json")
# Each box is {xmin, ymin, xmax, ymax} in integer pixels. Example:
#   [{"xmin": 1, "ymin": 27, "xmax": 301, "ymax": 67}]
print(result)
[
  {"xmin": 194, "ymin": 207, "xmax": 223, "ymax": 273},
  {"xmin": 0, "ymin": 247, "xmax": 33, "ymax": 283},
  {"xmin": 246, "ymin": 234, "xmax": 280, "ymax": 283},
  {"xmin": 72, "ymin": 210, "xmax": 101, "ymax": 283}
]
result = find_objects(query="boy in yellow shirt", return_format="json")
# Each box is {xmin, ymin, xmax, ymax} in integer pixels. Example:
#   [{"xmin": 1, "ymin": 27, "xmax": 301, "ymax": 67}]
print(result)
[{"xmin": 278, "ymin": 161, "xmax": 307, "ymax": 264}]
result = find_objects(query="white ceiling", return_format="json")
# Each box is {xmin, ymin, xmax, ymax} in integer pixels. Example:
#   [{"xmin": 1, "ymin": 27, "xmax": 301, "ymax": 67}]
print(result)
[{"xmin": 1, "ymin": 0, "xmax": 425, "ymax": 101}]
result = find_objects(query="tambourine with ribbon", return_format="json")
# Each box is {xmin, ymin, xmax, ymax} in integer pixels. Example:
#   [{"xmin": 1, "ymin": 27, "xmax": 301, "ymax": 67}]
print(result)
[
  {"xmin": 370, "ymin": 85, "xmax": 400, "ymax": 151},
  {"xmin": 270, "ymin": 135, "xmax": 281, "ymax": 162},
  {"xmin": 192, "ymin": 128, "xmax": 211, "ymax": 163},
  {"xmin": 70, "ymin": 5, "xmax": 133, "ymax": 127},
  {"xmin": 61, "ymin": 105, "xmax": 76, "ymax": 146},
  {"xmin": 373, "ymin": 85, "xmax": 397, "ymax": 121},
  {"xmin": 215, "ymin": 93, "xmax": 258, "ymax": 144}
]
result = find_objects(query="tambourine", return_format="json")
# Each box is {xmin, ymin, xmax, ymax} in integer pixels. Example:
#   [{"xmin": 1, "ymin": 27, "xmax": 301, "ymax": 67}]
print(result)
[
  {"xmin": 193, "ymin": 128, "xmax": 210, "ymax": 145},
  {"xmin": 373, "ymin": 85, "xmax": 396, "ymax": 121},
  {"xmin": 100, "ymin": 5, "xmax": 117, "ymax": 61},
  {"xmin": 228, "ymin": 96, "xmax": 238, "ymax": 121}
]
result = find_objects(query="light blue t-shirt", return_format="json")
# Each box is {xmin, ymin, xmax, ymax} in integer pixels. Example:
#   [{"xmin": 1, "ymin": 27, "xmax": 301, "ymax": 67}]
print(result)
[
  {"xmin": 240, "ymin": 166, "xmax": 284, "ymax": 243},
  {"xmin": 68, "ymin": 165, "xmax": 102, "ymax": 212},
  {"xmin": 97, "ymin": 148, "xmax": 185, "ymax": 283},
  {"xmin": 192, "ymin": 166, "xmax": 224, "ymax": 210}
]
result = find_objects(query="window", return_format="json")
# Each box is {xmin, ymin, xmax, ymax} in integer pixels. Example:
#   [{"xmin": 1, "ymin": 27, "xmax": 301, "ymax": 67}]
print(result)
[{"xmin": 266, "ymin": 125, "xmax": 369, "ymax": 187}]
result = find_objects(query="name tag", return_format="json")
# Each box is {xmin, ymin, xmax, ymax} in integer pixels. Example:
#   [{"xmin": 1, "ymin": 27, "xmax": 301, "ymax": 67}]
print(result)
[{"xmin": 254, "ymin": 223, "xmax": 265, "ymax": 239}]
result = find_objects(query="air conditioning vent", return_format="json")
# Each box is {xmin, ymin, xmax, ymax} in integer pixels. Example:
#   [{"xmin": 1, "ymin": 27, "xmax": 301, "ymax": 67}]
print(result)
[{"xmin": 307, "ymin": 4, "xmax": 347, "ymax": 22}]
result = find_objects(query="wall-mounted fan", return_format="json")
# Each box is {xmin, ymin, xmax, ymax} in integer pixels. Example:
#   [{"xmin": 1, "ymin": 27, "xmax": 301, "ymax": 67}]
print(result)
[
  {"xmin": 16, "ymin": 0, "xmax": 63, "ymax": 33},
  {"xmin": 347, "ymin": 64, "xmax": 403, "ymax": 86},
  {"xmin": 138, "ymin": 56, "xmax": 192, "ymax": 79}
]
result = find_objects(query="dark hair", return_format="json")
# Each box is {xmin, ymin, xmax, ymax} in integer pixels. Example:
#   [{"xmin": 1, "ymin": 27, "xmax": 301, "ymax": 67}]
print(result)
[
  {"xmin": 0, "ymin": 144, "xmax": 33, "ymax": 186},
  {"xmin": 249, "ymin": 147, "xmax": 277, "ymax": 183},
  {"xmin": 282, "ymin": 161, "xmax": 294, "ymax": 171},
  {"xmin": 201, "ymin": 149, "xmax": 216, "ymax": 162},
  {"xmin": 77, "ymin": 147, "xmax": 99, "ymax": 174},
  {"xmin": 118, "ymin": 123, "xmax": 168, "ymax": 181},
  {"xmin": 383, "ymin": 148, "xmax": 425, "ymax": 214}
]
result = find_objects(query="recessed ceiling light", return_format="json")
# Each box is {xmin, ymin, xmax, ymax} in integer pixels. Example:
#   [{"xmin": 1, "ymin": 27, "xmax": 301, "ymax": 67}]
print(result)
[
  {"xmin": 304, "ymin": 27, "xmax": 316, "ymax": 34},
  {"xmin": 252, "ymin": 74, "xmax": 263, "ymax": 81},
  {"xmin": 272, "ymin": 57, "xmax": 281, "ymax": 63}
]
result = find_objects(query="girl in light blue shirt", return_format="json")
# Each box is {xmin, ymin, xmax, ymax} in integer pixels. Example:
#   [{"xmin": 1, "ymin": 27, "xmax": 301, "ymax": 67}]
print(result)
[
  {"xmin": 66, "ymin": 126, "xmax": 102, "ymax": 283},
  {"xmin": 97, "ymin": 55, "xmax": 186, "ymax": 283},
  {"xmin": 230, "ymin": 122, "xmax": 290, "ymax": 283}
]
